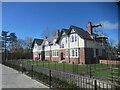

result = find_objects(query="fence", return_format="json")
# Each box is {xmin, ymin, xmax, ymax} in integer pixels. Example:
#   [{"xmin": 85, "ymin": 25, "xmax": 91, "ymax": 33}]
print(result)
[{"xmin": 2, "ymin": 60, "xmax": 120, "ymax": 89}]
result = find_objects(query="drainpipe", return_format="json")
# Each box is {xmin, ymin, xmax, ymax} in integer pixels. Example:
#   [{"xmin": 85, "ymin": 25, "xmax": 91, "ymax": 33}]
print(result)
[
  {"xmin": 68, "ymin": 35, "xmax": 70, "ymax": 63},
  {"xmin": 77, "ymin": 35, "xmax": 80, "ymax": 64}
]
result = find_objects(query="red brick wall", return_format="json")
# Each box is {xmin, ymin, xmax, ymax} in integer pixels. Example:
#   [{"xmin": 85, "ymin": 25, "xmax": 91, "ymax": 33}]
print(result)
[
  {"xmin": 44, "ymin": 47, "xmax": 98, "ymax": 64},
  {"xmin": 100, "ymin": 60, "xmax": 120, "ymax": 64},
  {"xmin": 52, "ymin": 57, "xmax": 59, "ymax": 62},
  {"xmin": 80, "ymin": 48, "xmax": 85, "ymax": 64},
  {"xmin": 84, "ymin": 48, "xmax": 98, "ymax": 64}
]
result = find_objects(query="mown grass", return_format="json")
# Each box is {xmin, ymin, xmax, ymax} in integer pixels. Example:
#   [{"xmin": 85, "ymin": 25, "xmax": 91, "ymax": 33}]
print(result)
[{"xmin": 7, "ymin": 59, "xmax": 120, "ymax": 80}]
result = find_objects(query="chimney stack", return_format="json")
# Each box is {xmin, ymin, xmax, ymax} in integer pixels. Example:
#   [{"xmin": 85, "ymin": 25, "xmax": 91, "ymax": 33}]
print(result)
[
  {"xmin": 45, "ymin": 36, "xmax": 48, "ymax": 39},
  {"xmin": 87, "ymin": 22, "xmax": 93, "ymax": 35},
  {"xmin": 56, "ymin": 30, "xmax": 60, "ymax": 38}
]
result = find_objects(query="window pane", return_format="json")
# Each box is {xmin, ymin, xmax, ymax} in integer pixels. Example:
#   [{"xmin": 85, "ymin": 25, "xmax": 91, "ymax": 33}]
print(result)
[
  {"xmin": 75, "ymin": 34, "xmax": 77, "ymax": 41},
  {"xmin": 76, "ymin": 49, "xmax": 78, "ymax": 56},
  {"xmin": 72, "ymin": 49, "xmax": 74, "ymax": 56}
]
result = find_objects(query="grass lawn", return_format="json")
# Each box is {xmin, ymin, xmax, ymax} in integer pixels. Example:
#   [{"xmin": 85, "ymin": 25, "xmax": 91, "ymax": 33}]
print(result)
[{"xmin": 20, "ymin": 59, "xmax": 119, "ymax": 80}]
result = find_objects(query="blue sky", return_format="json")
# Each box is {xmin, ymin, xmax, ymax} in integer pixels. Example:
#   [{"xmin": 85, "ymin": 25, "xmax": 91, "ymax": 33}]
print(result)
[{"xmin": 2, "ymin": 2, "xmax": 119, "ymax": 45}]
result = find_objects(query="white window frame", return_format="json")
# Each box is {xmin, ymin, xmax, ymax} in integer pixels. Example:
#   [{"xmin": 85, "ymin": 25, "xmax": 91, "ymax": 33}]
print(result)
[
  {"xmin": 70, "ymin": 48, "xmax": 79, "ymax": 58},
  {"xmin": 70, "ymin": 34, "xmax": 77, "ymax": 42},
  {"xmin": 45, "ymin": 51, "xmax": 50, "ymax": 57},
  {"xmin": 52, "ymin": 50, "xmax": 58, "ymax": 57},
  {"xmin": 60, "ymin": 42, "xmax": 64, "ymax": 48}
]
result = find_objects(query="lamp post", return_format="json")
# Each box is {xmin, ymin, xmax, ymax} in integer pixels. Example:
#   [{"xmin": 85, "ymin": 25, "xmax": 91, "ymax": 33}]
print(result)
[{"xmin": 49, "ymin": 42, "xmax": 53, "ymax": 62}]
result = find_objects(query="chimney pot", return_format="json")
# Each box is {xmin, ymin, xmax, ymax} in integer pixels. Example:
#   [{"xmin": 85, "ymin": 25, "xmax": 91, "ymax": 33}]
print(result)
[
  {"xmin": 45, "ymin": 36, "xmax": 48, "ymax": 39},
  {"xmin": 56, "ymin": 30, "xmax": 60, "ymax": 38},
  {"xmin": 87, "ymin": 22, "xmax": 93, "ymax": 35}
]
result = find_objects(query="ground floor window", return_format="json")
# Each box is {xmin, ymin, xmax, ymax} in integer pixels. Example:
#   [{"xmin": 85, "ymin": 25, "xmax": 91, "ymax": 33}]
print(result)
[
  {"xmin": 70, "ymin": 48, "xmax": 79, "ymax": 58},
  {"xmin": 45, "ymin": 51, "xmax": 50, "ymax": 57},
  {"xmin": 34, "ymin": 52, "xmax": 38, "ymax": 57},
  {"xmin": 52, "ymin": 50, "xmax": 58, "ymax": 57}
]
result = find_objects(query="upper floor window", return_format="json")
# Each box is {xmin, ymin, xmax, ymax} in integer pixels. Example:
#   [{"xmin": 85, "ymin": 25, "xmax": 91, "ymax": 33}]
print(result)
[
  {"xmin": 75, "ymin": 34, "xmax": 77, "ymax": 42},
  {"xmin": 66, "ymin": 37, "xmax": 67, "ymax": 43},
  {"xmin": 71, "ymin": 35, "xmax": 74, "ymax": 42},
  {"xmin": 60, "ymin": 42, "xmax": 64, "ymax": 48},
  {"xmin": 34, "ymin": 44, "xmax": 38, "ymax": 49},
  {"xmin": 70, "ymin": 34, "xmax": 77, "ymax": 42},
  {"xmin": 45, "ymin": 41, "xmax": 49, "ymax": 46}
]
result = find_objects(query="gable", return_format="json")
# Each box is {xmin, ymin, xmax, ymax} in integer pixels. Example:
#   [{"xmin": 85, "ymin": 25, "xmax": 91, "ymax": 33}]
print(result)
[
  {"xmin": 32, "ymin": 38, "xmax": 43, "ymax": 48},
  {"xmin": 71, "ymin": 28, "xmax": 75, "ymax": 33}
]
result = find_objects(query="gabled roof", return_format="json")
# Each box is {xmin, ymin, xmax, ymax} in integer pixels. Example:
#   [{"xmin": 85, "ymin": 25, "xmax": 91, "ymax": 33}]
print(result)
[
  {"xmin": 41, "ymin": 36, "xmax": 57, "ymax": 46},
  {"xmin": 56, "ymin": 29, "xmax": 69, "ymax": 43},
  {"xmin": 70, "ymin": 25, "xmax": 92, "ymax": 40},
  {"xmin": 56, "ymin": 25, "xmax": 93, "ymax": 43},
  {"xmin": 32, "ymin": 38, "xmax": 43, "ymax": 48}
]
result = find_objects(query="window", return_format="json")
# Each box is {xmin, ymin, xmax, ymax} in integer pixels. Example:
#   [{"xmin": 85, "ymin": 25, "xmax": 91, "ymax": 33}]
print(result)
[
  {"xmin": 70, "ymin": 34, "xmax": 77, "ymax": 42},
  {"xmin": 75, "ymin": 34, "xmax": 77, "ymax": 42},
  {"xmin": 70, "ymin": 48, "xmax": 79, "ymax": 57},
  {"xmin": 72, "ymin": 49, "xmax": 74, "ymax": 56},
  {"xmin": 66, "ymin": 37, "xmax": 67, "ymax": 43},
  {"xmin": 34, "ymin": 44, "xmax": 38, "ymax": 49},
  {"xmin": 45, "ymin": 41, "xmax": 49, "ymax": 46},
  {"xmin": 60, "ymin": 42, "xmax": 64, "ymax": 48},
  {"xmin": 52, "ymin": 50, "xmax": 58, "ymax": 57},
  {"xmin": 75, "ymin": 49, "xmax": 78, "ymax": 56},
  {"xmin": 45, "ymin": 52, "xmax": 50, "ymax": 57},
  {"xmin": 71, "ymin": 35, "xmax": 74, "ymax": 42}
]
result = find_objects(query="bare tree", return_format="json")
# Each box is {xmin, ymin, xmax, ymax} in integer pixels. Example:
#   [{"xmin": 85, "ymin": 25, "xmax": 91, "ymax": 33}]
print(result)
[
  {"xmin": 42, "ymin": 27, "xmax": 58, "ymax": 38},
  {"xmin": 24, "ymin": 37, "xmax": 33, "ymax": 49}
]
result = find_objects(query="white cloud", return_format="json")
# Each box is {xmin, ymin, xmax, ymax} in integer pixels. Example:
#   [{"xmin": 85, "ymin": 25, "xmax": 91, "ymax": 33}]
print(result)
[{"xmin": 99, "ymin": 21, "xmax": 118, "ymax": 30}]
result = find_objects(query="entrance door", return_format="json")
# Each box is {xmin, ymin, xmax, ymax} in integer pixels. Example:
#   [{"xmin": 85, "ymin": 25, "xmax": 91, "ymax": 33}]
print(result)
[
  {"xmin": 38, "ymin": 53, "xmax": 41, "ymax": 60},
  {"xmin": 61, "ymin": 52, "xmax": 64, "ymax": 60}
]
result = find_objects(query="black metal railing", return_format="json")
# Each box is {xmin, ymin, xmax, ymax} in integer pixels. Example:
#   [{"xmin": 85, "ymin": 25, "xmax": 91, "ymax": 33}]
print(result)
[{"xmin": 2, "ymin": 60, "xmax": 120, "ymax": 89}]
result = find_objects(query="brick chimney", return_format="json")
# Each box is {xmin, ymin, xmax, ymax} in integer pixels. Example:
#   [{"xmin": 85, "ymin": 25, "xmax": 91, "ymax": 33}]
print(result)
[
  {"xmin": 45, "ymin": 36, "xmax": 48, "ymax": 39},
  {"xmin": 56, "ymin": 30, "xmax": 60, "ymax": 38},
  {"xmin": 87, "ymin": 22, "xmax": 93, "ymax": 35}
]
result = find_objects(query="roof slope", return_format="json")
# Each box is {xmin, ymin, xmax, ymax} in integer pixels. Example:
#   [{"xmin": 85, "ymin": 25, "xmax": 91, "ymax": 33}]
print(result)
[
  {"xmin": 70, "ymin": 25, "xmax": 92, "ymax": 40},
  {"xmin": 32, "ymin": 38, "xmax": 43, "ymax": 48},
  {"xmin": 56, "ymin": 25, "xmax": 92, "ymax": 43}
]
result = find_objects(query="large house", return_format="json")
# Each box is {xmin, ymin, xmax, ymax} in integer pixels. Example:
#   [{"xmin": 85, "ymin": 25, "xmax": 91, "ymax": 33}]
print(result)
[{"xmin": 32, "ymin": 22, "xmax": 106, "ymax": 64}]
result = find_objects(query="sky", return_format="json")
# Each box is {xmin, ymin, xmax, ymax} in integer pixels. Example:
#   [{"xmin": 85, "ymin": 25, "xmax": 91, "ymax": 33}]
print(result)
[{"xmin": 2, "ymin": 2, "xmax": 119, "ymax": 45}]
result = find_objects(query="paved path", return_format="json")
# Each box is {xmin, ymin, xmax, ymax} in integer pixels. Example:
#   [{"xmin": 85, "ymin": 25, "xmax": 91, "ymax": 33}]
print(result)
[{"xmin": 1, "ymin": 64, "xmax": 49, "ymax": 88}]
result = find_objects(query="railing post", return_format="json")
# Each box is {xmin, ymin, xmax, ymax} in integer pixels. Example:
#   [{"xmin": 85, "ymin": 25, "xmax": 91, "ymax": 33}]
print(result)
[
  {"xmin": 31, "ymin": 65, "xmax": 33, "ymax": 79},
  {"xmin": 21, "ymin": 62, "xmax": 23, "ymax": 74},
  {"xmin": 90, "ymin": 64, "xmax": 92, "ymax": 78},
  {"xmin": 94, "ymin": 80, "xmax": 97, "ymax": 90},
  {"xmin": 72, "ymin": 62, "xmax": 74, "ymax": 73},
  {"xmin": 49, "ymin": 69, "xmax": 52, "ymax": 89},
  {"xmin": 63, "ymin": 63, "xmax": 65, "ymax": 72}
]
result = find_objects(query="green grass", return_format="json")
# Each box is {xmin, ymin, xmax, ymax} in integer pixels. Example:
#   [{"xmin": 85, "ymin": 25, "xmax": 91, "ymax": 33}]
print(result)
[{"xmin": 21, "ymin": 59, "xmax": 119, "ymax": 80}]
